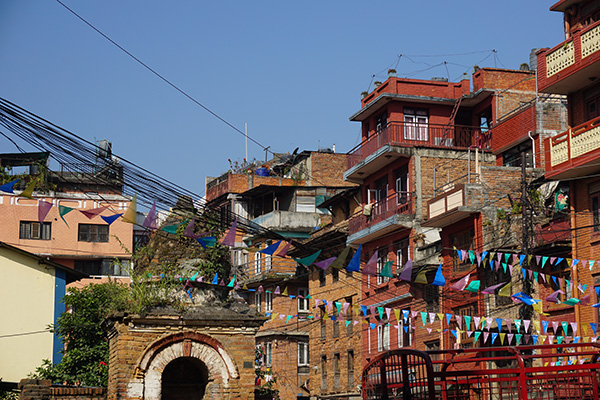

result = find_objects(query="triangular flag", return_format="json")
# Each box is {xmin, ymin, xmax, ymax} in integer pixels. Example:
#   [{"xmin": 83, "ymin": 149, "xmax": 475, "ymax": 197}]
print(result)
[
  {"xmin": 259, "ymin": 240, "xmax": 282, "ymax": 256},
  {"xmin": 346, "ymin": 245, "xmax": 361, "ymax": 272},
  {"xmin": 362, "ymin": 250, "xmax": 378, "ymax": 275},
  {"xmin": 295, "ymin": 250, "xmax": 322, "ymax": 267},
  {"xmin": 0, "ymin": 179, "xmax": 19, "ymax": 194},
  {"xmin": 196, "ymin": 236, "xmax": 217, "ymax": 248},
  {"xmin": 142, "ymin": 202, "xmax": 158, "ymax": 229},
  {"xmin": 542, "ymin": 256, "xmax": 548, "ymax": 268},
  {"xmin": 314, "ymin": 257, "xmax": 337, "ymax": 271},
  {"xmin": 380, "ymin": 261, "xmax": 394, "ymax": 278},
  {"xmin": 432, "ymin": 264, "xmax": 445, "ymax": 286},
  {"xmin": 220, "ymin": 218, "xmax": 238, "ymax": 246},
  {"xmin": 211, "ymin": 273, "xmax": 218, "ymax": 285},
  {"xmin": 19, "ymin": 180, "xmax": 36, "ymax": 199},
  {"xmin": 474, "ymin": 331, "xmax": 481, "ymax": 344},
  {"xmin": 122, "ymin": 194, "xmax": 137, "ymax": 223},
  {"xmin": 59, "ymin": 205, "xmax": 75, "ymax": 226},
  {"xmin": 330, "ymin": 246, "xmax": 351, "ymax": 269},
  {"xmin": 451, "ymin": 274, "xmax": 470, "ymax": 291},
  {"xmin": 465, "ymin": 280, "xmax": 480, "ymax": 292},
  {"xmin": 498, "ymin": 282, "xmax": 511, "ymax": 297},
  {"xmin": 182, "ymin": 217, "xmax": 196, "ymax": 237},
  {"xmin": 38, "ymin": 200, "xmax": 52, "ymax": 224},
  {"xmin": 546, "ymin": 290, "xmax": 564, "ymax": 303},
  {"xmin": 101, "ymin": 213, "xmax": 122, "ymax": 225},
  {"xmin": 282, "ymin": 287, "xmax": 288, "ymax": 296},
  {"xmin": 398, "ymin": 259, "xmax": 413, "ymax": 281},
  {"xmin": 482, "ymin": 282, "xmax": 506, "ymax": 294},
  {"xmin": 414, "ymin": 269, "xmax": 428, "ymax": 284},
  {"xmin": 227, "ymin": 276, "xmax": 235, "ymax": 287},
  {"xmin": 276, "ymin": 241, "xmax": 291, "ymax": 257}
]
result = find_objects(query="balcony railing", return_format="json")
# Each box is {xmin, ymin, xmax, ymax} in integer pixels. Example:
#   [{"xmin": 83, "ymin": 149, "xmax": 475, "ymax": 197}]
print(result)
[
  {"xmin": 346, "ymin": 122, "xmax": 488, "ymax": 170},
  {"xmin": 538, "ymin": 19, "xmax": 600, "ymax": 93},
  {"xmin": 348, "ymin": 191, "xmax": 412, "ymax": 236},
  {"xmin": 234, "ymin": 256, "xmax": 298, "ymax": 283},
  {"xmin": 546, "ymin": 116, "xmax": 600, "ymax": 174}
]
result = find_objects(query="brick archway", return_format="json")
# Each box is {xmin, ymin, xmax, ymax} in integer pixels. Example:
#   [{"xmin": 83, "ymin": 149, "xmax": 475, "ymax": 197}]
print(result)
[{"xmin": 127, "ymin": 332, "xmax": 239, "ymax": 400}]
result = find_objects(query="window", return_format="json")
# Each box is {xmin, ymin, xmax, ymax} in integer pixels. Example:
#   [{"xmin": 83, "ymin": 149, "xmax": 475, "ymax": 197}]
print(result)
[
  {"xmin": 19, "ymin": 221, "xmax": 51, "ymax": 240},
  {"xmin": 502, "ymin": 141, "xmax": 533, "ymax": 168},
  {"xmin": 425, "ymin": 285, "xmax": 439, "ymax": 312},
  {"xmin": 398, "ymin": 316, "xmax": 411, "ymax": 347},
  {"xmin": 320, "ymin": 310, "xmax": 327, "ymax": 340},
  {"xmin": 319, "ymin": 269, "xmax": 326, "ymax": 286},
  {"xmin": 377, "ymin": 324, "xmax": 390, "ymax": 352},
  {"xmin": 346, "ymin": 297, "xmax": 353, "ymax": 335},
  {"xmin": 377, "ymin": 248, "xmax": 389, "ymax": 285},
  {"xmin": 255, "ymin": 292, "xmax": 262, "ymax": 313},
  {"xmin": 450, "ymin": 227, "xmax": 475, "ymax": 272},
  {"xmin": 452, "ymin": 303, "xmax": 477, "ymax": 348},
  {"xmin": 347, "ymin": 351, "xmax": 355, "ymax": 389},
  {"xmin": 395, "ymin": 166, "xmax": 409, "ymax": 208},
  {"xmin": 74, "ymin": 258, "xmax": 127, "ymax": 276},
  {"xmin": 375, "ymin": 112, "xmax": 388, "ymax": 134},
  {"xmin": 395, "ymin": 239, "xmax": 409, "ymax": 275},
  {"xmin": 298, "ymin": 342, "xmax": 309, "ymax": 372},
  {"xmin": 264, "ymin": 342, "xmax": 272, "ymax": 367},
  {"xmin": 321, "ymin": 355, "xmax": 327, "ymax": 390},
  {"xmin": 332, "ymin": 267, "xmax": 339, "ymax": 282},
  {"xmin": 333, "ymin": 353, "xmax": 341, "ymax": 388},
  {"xmin": 333, "ymin": 311, "xmax": 340, "ymax": 338},
  {"xmin": 78, "ymin": 224, "xmax": 109, "ymax": 242},
  {"xmin": 425, "ymin": 340, "xmax": 441, "ymax": 372},
  {"xmin": 254, "ymin": 252, "xmax": 262, "ymax": 274},
  {"xmin": 298, "ymin": 288, "xmax": 309, "ymax": 312},
  {"xmin": 404, "ymin": 108, "xmax": 428, "ymax": 141},
  {"xmin": 265, "ymin": 292, "xmax": 273, "ymax": 313}
]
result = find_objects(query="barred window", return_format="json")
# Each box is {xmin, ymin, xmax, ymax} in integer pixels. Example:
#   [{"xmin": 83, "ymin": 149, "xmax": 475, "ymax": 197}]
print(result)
[
  {"xmin": 78, "ymin": 224, "xmax": 109, "ymax": 242},
  {"xmin": 20, "ymin": 221, "xmax": 51, "ymax": 240}
]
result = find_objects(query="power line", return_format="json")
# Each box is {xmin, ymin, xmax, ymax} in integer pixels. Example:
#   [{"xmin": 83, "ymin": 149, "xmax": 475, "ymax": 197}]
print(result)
[{"xmin": 54, "ymin": 0, "xmax": 271, "ymax": 156}]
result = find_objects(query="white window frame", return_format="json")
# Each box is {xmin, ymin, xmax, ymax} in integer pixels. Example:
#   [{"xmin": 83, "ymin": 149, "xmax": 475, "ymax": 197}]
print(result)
[
  {"xmin": 404, "ymin": 109, "xmax": 429, "ymax": 141},
  {"xmin": 254, "ymin": 251, "xmax": 262, "ymax": 274},
  {"xmin": 265, "ymin": 253, "xmax": 272, "ymax": 271},
  {"xmin": 377, "ymin": 324, "xmax": 390, "ymax": 352},
  {"xmin": 298, "ymin": 287, "xmax": 309, "ymax": 312},
  {"xmin": 298, "ymin": 342, "xmax": 309, "ymax": 367},
  {"xmin": 255, "ymin": 292, "xmax": 261, "ymax": 313},
  {"xmin": 265, "ymin": 291, "xmax": 273, "ymax": 313},
  {"xmin": 264, "ymin": 342, "xmax": 272, "ymax": 367}
]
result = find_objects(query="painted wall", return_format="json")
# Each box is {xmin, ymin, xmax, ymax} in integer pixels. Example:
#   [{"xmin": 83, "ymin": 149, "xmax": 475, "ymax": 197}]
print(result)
[{"xmin": 0, "ymin": 246, "xmax": 59, "ymax": 383}]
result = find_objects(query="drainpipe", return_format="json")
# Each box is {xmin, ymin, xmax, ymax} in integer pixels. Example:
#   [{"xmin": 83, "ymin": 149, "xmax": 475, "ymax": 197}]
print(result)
[
  {"xmin": 468, "ymin": 147, "xmax": 471, "ymax": 183},
  {"xmin": 528, "ymin": 131, "xmax": 536, "ymax": 168}
]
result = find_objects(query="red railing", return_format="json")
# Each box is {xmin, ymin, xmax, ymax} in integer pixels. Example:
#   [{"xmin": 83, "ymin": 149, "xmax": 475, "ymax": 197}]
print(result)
[
  {"xmin": 347, "ymin": 122, "xmax": 489, "ymax": 170},
  {"xmin": 349, "ymin": 192, "xmax": 413, "ymax": 236}
]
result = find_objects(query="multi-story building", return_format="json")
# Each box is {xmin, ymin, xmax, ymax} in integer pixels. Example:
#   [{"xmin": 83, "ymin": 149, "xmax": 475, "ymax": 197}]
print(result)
[
  {"xmin": 344, "ymin": 65, "xmax": 566, "ymax": 362},
  {"xmin": 538, "ymin": 0, "xmax": 600, "ymax": 339},
  {"xmin": 205, "ymin": 150, "xmax": 355, "ymax": 400},
  {"xmin": 0, "ymin": 151, "xmax": 133, "ymax": 286}
]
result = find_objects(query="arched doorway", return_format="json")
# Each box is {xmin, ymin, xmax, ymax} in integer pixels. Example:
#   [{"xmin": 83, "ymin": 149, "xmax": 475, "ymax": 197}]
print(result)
[{"xmin": 161, "ymin": 357, "xmax": 209, "ymax": 400}]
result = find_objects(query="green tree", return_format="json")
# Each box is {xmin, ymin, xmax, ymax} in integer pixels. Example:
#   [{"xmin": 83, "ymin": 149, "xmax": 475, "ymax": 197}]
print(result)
[{"xmin": 34, "ymin": 282, "xmax": 128, "ymax": 386}]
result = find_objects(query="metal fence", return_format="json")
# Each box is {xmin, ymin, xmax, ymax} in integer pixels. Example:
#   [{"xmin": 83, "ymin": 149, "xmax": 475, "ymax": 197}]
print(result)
[{"xmin": 363, "ymin": 344, "xmax": 600, "ymax": 400}]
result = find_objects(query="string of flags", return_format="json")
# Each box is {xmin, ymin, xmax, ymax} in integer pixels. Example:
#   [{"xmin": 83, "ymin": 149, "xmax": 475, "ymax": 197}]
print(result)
[{"xmin": 6, "ymin": 181, "xmax": 600, "ymax": 347}]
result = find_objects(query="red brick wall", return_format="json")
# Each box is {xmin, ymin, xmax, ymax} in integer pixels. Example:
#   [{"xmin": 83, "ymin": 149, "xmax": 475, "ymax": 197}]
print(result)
[
  {"xmin": 492, "ymin": 105, "xmax": 537, "ymax": 155},
  {"xmin": 19, "ymin": 379, "xmax": 107, "ymax": 400},
  {"xmin": 473, "ymin": 68, "xmax": 535, "ymax": 93}
]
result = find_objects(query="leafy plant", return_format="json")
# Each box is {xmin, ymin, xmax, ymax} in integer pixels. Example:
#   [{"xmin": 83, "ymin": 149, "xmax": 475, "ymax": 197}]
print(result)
[{"xmin": 254, "ymin": 346, "xmax": 280, "ymax": 400}]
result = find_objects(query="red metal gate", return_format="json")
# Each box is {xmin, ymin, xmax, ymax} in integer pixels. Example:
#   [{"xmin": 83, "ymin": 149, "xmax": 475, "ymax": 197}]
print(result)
[{"xmin": 362, "ymin": 344, "xmax": 600, "ymax": 400}]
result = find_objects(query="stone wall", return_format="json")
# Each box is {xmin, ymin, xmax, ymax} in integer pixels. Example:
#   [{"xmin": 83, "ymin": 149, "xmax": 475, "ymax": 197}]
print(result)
[{"xmin": 19, "ymin": 379, "xmax": 106, "ymax": 400}]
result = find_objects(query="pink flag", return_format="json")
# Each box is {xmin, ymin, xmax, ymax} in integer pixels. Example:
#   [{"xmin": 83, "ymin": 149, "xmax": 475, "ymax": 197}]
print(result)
[
  {"xmin": 80, "ymin": 205, "xmax": 108, "ymax": 219},
  {"xmin": 183, "ymin": 217, "xmax": 195, "ymax": 237},
  {"xmin": 276, "ymin": 241, "xmax": 291, "ymax": 257},
  {"xmin": 451, "ymin": 274, "xmax": 470, "ymax": 291},
  {"xmin": 38, "ymin": 200, "xmax": 52, "ymax": 224},
  {"xmin": 143, "ymin": 201, "xmax": 158, "ymax": 229},
  {"xmin": 220, "ymin": 218, "xmax": 238, "ymax": 246},
  {"xmin": 363, "ymin": 251, "xmax": 378, "ymax": 276}
]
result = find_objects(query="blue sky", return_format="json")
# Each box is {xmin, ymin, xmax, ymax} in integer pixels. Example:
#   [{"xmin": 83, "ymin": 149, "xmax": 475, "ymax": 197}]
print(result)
[{"xmin": 0, "ymin": 1, "xmax": 564, "ymax": 197}]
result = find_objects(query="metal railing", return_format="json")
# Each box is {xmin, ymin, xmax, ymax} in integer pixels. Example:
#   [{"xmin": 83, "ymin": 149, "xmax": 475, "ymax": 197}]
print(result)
[
  {"xmin": 347, "ymin": 122, "xmax": 489, "ymax": 170},
  {"xmin": 349, "ymin": 191, "xmax": 413, "ymax": 236}
]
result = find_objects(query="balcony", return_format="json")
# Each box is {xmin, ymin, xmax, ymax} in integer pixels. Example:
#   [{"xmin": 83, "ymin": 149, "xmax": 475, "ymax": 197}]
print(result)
[
  {"xmin": 347, "ymin": 191, "xmax": 414, "ymax": 245},
  {"xmin": 252, "ymin": 210, "xmax": 325, "ymax": 232},
  {"xmin": 422, "ymin": 184, "xmax": 484, "ymax": 228},
  {"xmin": 345, "ymin": 122, "xmax": 488, "ymax": 183},
  {"xmin": 235, "ymin": 257, "xmax": 298, "ymax": 284},
  {"xmin": 537, "ymin": 20, "xmax": 600, "ymax": 94},
  {"xmin": 544, "ymin": 116, "xmax": 600, "ymax": 179}
]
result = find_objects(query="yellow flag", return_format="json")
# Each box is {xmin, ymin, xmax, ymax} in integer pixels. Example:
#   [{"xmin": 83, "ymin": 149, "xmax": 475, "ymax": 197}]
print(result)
[
  {"xmin": 532, "ymin": 320, "xmax": 541, "ymax": 333},
  {"xmin": 394, "ymin": 309, "xmax": 401, "ymax": 323},
  {"xmin": 437, "ymin": 313, "xmax": 444, "ymax": 324},
  {"xmin": 499, "ymin": 333, "xmax": 506, "ymax": 345},
  {"xmin": 271, "ymin": 313, "xmax": 278, "ymax": 321},
  {"xmin": 122, "ymin": 194, "xmax": 137, "ymax": 224},
  {"xmin": 498, "ymin": 282, "xmax": 511, "ymax": 297},
  {"xmin": 414, "ymin": 270, "xmax": 428, "ymax": 284},
  {"xmin": 282, "ymin": 286, "xmax": 289, "ymax": 297},
  {"xmin": 20, "ymin": 180, "xmax": 36, "ymax": 199}
]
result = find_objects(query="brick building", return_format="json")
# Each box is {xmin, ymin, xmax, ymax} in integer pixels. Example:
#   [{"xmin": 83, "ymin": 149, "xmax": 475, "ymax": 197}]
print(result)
[
  {"xmin": 538, "ymin": 0, "xmax": 600, "ymax": 342},
  {"xmin": 343, "ymin": 65, "xmax": 562, "ymax": 362},
  {"xmin": 205, "ymin": 150, "xmax": 355, "ymax": 400},
  {"xmin": 0, "ymin": 151, "xmax": 133, "ymax": 283}
]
